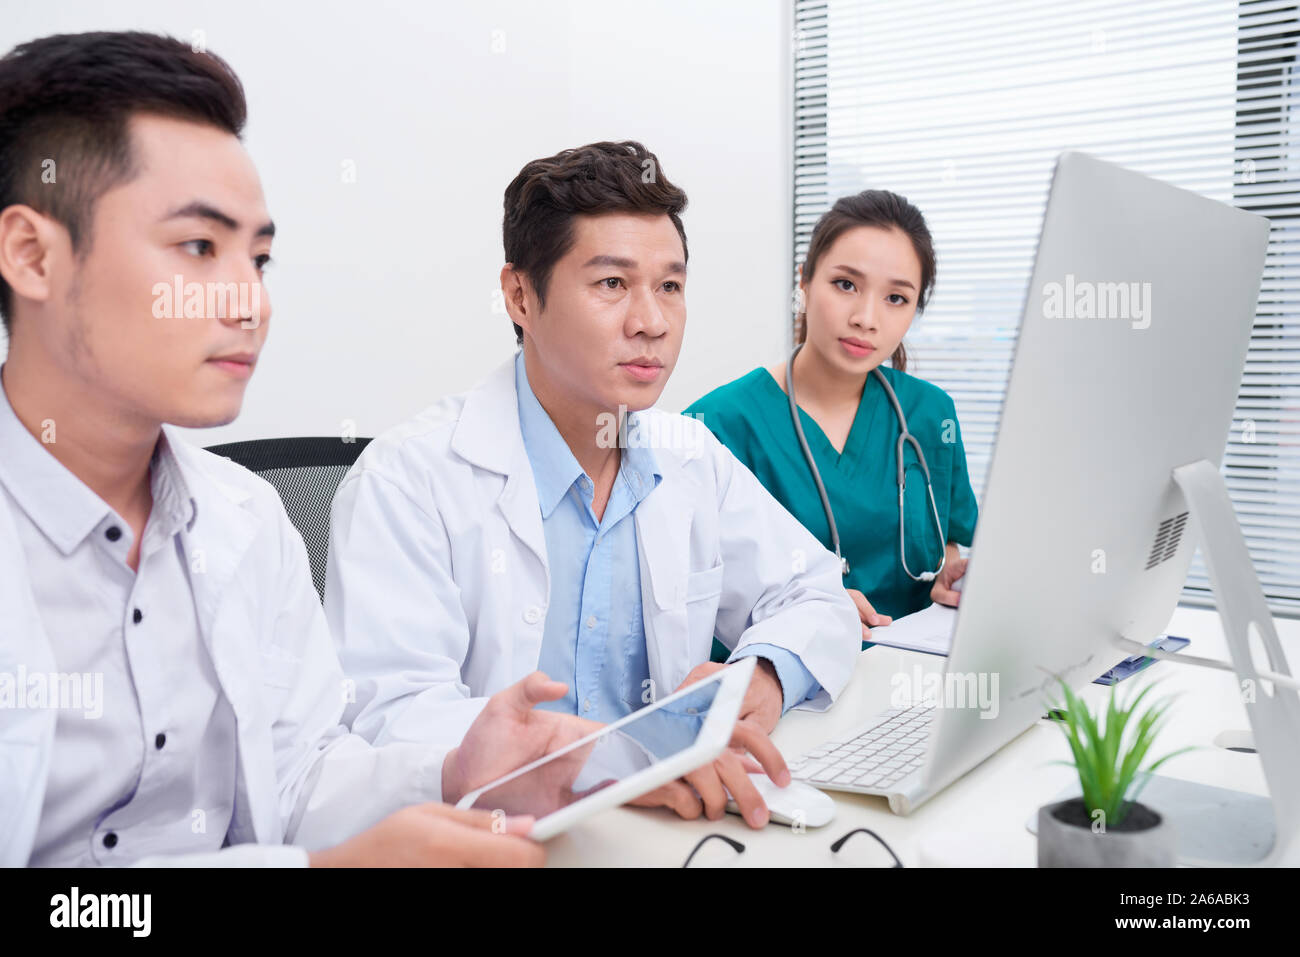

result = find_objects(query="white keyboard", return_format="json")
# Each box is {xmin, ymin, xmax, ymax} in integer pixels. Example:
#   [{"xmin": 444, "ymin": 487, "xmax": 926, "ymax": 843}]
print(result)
[{"xmin": 788, "ymin": 703, "xmax": 934, "ymax": 794}]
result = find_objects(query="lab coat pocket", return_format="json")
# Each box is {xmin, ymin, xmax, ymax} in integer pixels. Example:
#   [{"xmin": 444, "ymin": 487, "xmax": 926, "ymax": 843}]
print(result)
[
  {"xmin": 684, "ymin": 564, "xmax": 725, "ymax": 665},
  {"xmin": 685, "ymin": 564, "xmax": 724, "ymax": 602}
]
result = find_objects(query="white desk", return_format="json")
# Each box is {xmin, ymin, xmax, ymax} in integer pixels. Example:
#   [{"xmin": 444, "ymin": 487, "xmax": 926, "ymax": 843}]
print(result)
[{"xmin": 546, "ymin": 605, "xmax": 1299, "ymax": 867}]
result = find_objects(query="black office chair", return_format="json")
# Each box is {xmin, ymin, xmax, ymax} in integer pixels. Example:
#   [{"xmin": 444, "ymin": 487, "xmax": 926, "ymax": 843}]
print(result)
[{"xmin": 204, "ymin": 436, "xmax": 372, "ymax": 602}]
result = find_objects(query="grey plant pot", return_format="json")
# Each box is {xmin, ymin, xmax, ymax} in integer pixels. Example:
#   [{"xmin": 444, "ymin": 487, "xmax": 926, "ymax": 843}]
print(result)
[{"xmin": 1037, "ymin": 798, "xmax": 1177, "ymax": 867}]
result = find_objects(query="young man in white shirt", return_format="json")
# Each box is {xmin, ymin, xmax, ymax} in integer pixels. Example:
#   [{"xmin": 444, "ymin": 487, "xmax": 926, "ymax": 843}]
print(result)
[
  {"xmin": 0, "ymin": 31, "xmax": 739, "ymax": 867},
  {"xmin": 326, "ymin": 142, "xmax": 861, "ymax": 828}
]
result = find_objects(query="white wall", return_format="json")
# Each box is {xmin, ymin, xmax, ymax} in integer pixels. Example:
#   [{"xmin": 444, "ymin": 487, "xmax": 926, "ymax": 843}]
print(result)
[{"xmin": 0, "ymin": 0, "xmax": 793, "ymax": 445}]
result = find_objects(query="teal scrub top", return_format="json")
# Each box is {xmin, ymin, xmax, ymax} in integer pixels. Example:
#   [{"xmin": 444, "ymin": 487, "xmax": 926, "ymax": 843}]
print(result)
[{"xmin": 685, "ymin": 366, "xmax": 979, "ymax": 630}]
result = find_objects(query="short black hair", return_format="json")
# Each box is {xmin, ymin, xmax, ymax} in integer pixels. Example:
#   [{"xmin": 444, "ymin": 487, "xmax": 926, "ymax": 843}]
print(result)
[
  {"xmin": 502, "ymin": 141, "xmax": 688, "ymax": 343},
  {"xmin": 0, "ymin": 30, "xmax": 247, "ymax": 333}
]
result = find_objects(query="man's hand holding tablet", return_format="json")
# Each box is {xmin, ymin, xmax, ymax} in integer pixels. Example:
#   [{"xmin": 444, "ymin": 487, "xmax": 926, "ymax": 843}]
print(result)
[
  {"xmin": 452, "ymin": 658, "xmax": 779, "ymax": 840},
  {"xmin": 628, "ymin": 715, "xmax": 790, "ymax": 829},
  {"xmin": 441, "ymin": 671, "xmax": 604, "ymax": 809}
]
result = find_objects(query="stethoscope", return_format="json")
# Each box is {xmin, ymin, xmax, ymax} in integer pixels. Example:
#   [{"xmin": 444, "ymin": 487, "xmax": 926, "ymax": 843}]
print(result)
[{"xmin": 785, "ymin": 343, "xmax": 947, "ymax": 582}]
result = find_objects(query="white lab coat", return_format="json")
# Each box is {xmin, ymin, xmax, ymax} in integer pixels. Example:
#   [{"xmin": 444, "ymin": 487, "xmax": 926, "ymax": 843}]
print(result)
[
  {"xmin": 0, "ymin": 430, "xmax": 446, "ymax": 867},
  {"xmin": 326, "ymin": 356, "xmax": 860, "ymax": 752}
]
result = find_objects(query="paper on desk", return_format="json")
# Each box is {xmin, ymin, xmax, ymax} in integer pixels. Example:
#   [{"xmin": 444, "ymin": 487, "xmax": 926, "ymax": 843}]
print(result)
[{"xmin": 868, "ymin": 602, "xmax": 957, "ymax": 656}]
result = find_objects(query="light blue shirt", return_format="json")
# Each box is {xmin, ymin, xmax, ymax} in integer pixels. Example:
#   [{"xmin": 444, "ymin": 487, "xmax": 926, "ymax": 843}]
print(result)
[{"xmin": 514, "ymin": 351, "xmax": 819, "ymax": 719}]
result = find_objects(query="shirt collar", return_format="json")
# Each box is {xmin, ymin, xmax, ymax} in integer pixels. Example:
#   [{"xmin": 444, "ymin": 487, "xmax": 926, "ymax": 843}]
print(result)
[
  {"xmin": 150, "ymin": 431, "xmax": 199, "ymax": 537},
  {"xmin": 515, "ymin": 350, "xmax": 585, "ymax": 518},
  {"xmin": 0, "ymin": 365, "xmax": 197, "ymax": 553},
  {"xmin": 616, "ymin": 416, "xmax": 663, "ymax": 505}
]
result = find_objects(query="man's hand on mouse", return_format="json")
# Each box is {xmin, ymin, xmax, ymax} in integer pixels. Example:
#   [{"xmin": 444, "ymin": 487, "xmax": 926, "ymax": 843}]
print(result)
[{"xmin": 626, "ymin": 716, "xmax": 791, "ymax": 829}]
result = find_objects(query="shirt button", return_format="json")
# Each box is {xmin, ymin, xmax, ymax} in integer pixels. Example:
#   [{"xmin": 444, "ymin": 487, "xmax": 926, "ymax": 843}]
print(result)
[
  {"xmin": 523, "ymin": 606, "xmax": 542, "ymax": 624},
  {"xmin": 155, "ymin": 732, "xmax": 166, "ymax": 750},
  {"xmin": 105, "ymin": 526, "xmax": 122, "ymax": 542},
  {"xmin": 582, "ymin": 699, "xmax": 592, "ymax": 712},
  {"xmin": 102, "ymin": 832, "xmax": 118, "ymax": 849},
  {"xmin": 585, "ymin": 615, "xmax": 597, "ymax": 629},
  {"xmin": 132, "ymin": 608, "xmax": 143, "ymax": 624}
]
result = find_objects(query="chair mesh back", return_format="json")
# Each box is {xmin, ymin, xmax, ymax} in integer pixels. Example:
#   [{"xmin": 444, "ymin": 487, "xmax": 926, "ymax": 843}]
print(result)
[{"xmin": 203, "ymin": 437, "xmax": 373, "ymax": 602}]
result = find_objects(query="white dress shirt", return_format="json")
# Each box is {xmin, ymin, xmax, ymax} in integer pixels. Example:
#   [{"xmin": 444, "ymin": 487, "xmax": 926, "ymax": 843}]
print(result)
[
  {"xmin": 0, "ymin": 371, "xmax": 449, "ymax": 867},
  {"xmin": 0, "ymin": 416, "xmax": 237, "ymax": 866}
]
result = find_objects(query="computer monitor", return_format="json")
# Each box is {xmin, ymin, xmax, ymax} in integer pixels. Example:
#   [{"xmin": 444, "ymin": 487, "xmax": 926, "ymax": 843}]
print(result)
[{"xmin": 907, "ymin": 152, "xmax": 1296, "ymax": 864}]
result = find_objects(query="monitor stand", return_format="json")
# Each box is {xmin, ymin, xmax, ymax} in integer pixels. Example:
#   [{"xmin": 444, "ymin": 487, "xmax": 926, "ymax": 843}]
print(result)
[{"xmin": 1069, "ymin": 459, "xmax": 1300, "ymax": 866}]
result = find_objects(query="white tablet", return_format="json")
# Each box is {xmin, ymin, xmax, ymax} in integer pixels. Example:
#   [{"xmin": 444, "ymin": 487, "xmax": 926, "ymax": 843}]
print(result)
[{"xmin": 454, "ymin": 657, "xmax": 755, "ymax": 841}]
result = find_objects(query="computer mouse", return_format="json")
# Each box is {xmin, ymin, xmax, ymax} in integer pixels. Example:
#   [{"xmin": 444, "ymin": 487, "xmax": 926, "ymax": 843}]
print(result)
[{"xmin": 725, "ymin": 773, "xmax": 836, "ymax": 828}]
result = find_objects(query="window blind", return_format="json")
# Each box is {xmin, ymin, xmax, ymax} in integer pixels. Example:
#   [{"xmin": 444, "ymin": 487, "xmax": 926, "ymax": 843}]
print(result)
[{"xmin": 793, "ymin": 0, "xmax": 1300, "ymax": 615}]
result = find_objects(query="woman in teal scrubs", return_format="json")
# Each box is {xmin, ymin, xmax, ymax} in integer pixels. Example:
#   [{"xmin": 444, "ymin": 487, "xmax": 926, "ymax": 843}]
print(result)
[{"xmin": 686, "ymin": 190, "xmax": 977, "ymax": 647}]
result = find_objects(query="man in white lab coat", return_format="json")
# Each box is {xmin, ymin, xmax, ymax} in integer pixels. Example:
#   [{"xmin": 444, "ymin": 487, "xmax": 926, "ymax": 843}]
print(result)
[
  {"xmin": 0, "ymin": 31, "xmax": 656, "ymax": 867},
  {"xmin": 326, "ymin": 142, "xmax": 862, "ymax": 828}
]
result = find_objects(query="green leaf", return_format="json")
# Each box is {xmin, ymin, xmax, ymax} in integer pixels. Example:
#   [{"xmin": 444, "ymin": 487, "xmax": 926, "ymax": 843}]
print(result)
[{"xmin": 1043, "ymin": 675, "xmax": 1193, "ymax": 826}]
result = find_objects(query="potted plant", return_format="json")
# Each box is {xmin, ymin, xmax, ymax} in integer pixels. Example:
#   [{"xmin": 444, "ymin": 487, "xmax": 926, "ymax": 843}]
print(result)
[{"xmin": 1038, "ymin": 677, "xmax": 1192, "ymax": 867}]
